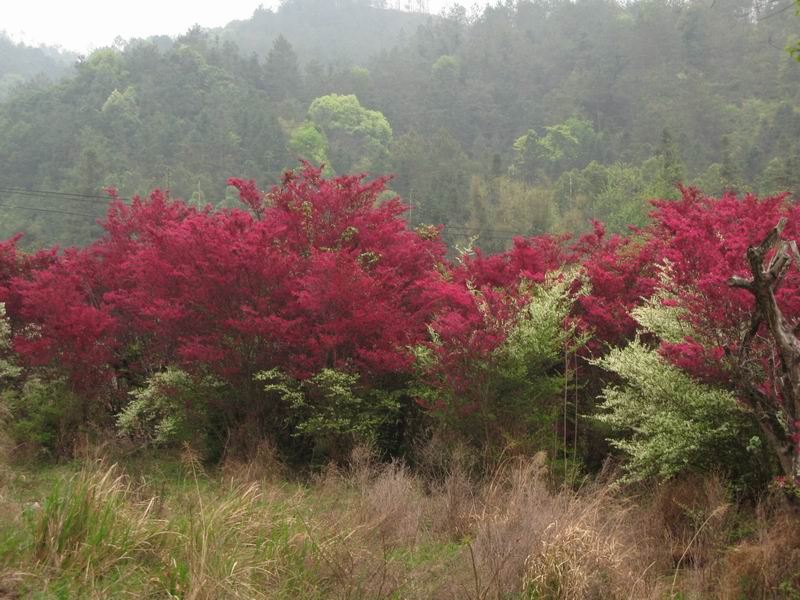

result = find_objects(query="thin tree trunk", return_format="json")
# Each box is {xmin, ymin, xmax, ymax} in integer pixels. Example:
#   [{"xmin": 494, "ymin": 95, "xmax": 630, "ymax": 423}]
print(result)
[{"xmin": 728, "ymin": 218, "xmax": 799, "ymax": 480}]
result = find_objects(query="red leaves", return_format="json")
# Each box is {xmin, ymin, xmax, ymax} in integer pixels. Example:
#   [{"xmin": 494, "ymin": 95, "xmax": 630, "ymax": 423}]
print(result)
[
  {"xmin": 456, "ymin": 234, "xmax": 570, "ymax": 289},
  {"xmin": 571, "ymin": 221, "xmax": 661, "ymax": 348},
  {"xmin": 227, "ymin": 177, "xmax": 265, "ymax": 218},
  {"xmin": 3, "ymin": 163, "xmax": 798, "ymax": 445},
  {"xmin": 3, "ymin": 165, "xmax": 451, "ymax": 394},
  {"xmin": 658, "ymin": 339, "xmax": 727, "ymax": 384},
  {"xmin": 12, "ymin": 248, "xmax": 118, "ymax": 391},
  {"xmin": 645, "ymin": 187, "xmax": 800, "ymax": 384},
  {"xmin": 648, "ymin": 188, "xmax": 796, "ymax": 333}
]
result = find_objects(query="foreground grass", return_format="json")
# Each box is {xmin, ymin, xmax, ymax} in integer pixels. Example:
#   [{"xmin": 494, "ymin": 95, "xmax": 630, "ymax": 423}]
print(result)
[{"xmin": 0, "ymin": 450, "xmax": 798, "ymax": 599}]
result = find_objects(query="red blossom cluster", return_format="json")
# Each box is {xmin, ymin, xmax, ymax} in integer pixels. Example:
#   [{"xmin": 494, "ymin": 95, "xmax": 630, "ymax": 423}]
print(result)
[
  {"xmin": 645, "ymin": 188, "xmax": 800, "ymax": 383},
  {"xmin": 0, "ymin": 166, "xmax": 452, "ymax": 394}
]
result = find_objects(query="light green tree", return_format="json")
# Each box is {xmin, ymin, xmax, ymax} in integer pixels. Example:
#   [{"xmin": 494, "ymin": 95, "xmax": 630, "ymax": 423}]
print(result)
[
  {"xmin": 307, "ymin": 94, "xmax": 392, "ymax": 175},
  {"xmin": 512, "ymin": 117, "xmax": 599, "ymax": 183},
  {"xmin": 288, "ymin": 121, "xmax": 331, "ymax": 171},
  {"xmin": 594, "ymin": 268, "xmax": 766, "ymax": 483}
]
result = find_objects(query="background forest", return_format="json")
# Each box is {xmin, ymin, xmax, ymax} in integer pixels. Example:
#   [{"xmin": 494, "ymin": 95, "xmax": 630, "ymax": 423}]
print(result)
[
  {"xmin": 2, "ymin": 0, "xmax": 800, "ymax": 597},
  {"xmin": 1, "ymin": 0, "xmax": 799, "ymax": 250}
]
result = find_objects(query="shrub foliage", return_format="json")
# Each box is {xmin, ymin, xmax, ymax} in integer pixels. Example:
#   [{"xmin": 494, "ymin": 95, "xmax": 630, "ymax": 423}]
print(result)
[{"xmin": 0, "ymin": 169, "xmax": 798, "ymax": 486}]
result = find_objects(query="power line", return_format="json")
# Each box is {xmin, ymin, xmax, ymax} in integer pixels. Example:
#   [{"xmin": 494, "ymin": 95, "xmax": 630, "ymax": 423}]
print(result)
[
  {"xmin": 0, "ymin": 203, "xmax": 99, "ymax": 218},
  {"xmin": 0, "ymin": 185, "xmax": 113, "ymax": 199},
  {"xmin": 0, "ymin": 186, "xmax": 116, "ymax": 205},
  {"xmin": 0, "ymin": 187, "xmax": 536, "ymax": 238}
]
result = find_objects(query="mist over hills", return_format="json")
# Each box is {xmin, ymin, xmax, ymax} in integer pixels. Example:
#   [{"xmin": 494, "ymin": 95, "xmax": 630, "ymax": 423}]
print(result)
[
  {"xmin": 218, "ymin": 0, "xmax": 435, "ymax": 65},
  {"xmin": 0, "ymin": 33, "xmax": 77, "ymax": 100}
]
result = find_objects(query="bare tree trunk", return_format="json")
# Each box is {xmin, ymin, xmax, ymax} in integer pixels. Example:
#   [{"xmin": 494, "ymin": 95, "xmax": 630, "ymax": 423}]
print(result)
[{"xmin": 728, "ymin": 218, "xmax": 799, "ymax": 480}]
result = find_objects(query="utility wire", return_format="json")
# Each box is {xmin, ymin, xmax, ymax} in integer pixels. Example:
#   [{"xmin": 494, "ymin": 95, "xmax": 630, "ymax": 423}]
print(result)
[
  {"xmin": 0, "ymin": 203, "xmax": 98, "ymax": 218},
  {"xmin": 0, "ymin": 187, "xmax": 116, "ymax": 205},
  {"xmin": 0, "ymin": 185, "xmax": 112, "ymax": 200},
  {"xmin": 0, "ymin": 187, "xmax": 537, "ymax": 238}
]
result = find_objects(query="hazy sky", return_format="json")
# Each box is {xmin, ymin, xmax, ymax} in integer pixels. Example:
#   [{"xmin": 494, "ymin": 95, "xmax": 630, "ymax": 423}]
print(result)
[{"xmin": 0, "ymin": 1, "xmax": 468, "ymax": 54}]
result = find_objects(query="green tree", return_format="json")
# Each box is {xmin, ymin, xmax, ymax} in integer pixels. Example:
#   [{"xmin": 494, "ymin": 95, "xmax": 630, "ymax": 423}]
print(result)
[
  {"xmin": 594, "ymin": 274, "xmax": 768, "ymax": 485},
  {"xmin": 511, "ymin": 117, "xmax": 600, "ymax": 183},
  {"xmin": 264, "ymin": 35, "xmax": 302, "ymax": 102},
  {"xmin": 307, "ymin": 94, "xmax": 392, "ymax": 174},
  {"xmin": 390, "ymin": 128, "xmax": 472, "ymax": 227},
  {"xmin": 287, "ymin": 122, "xmax": 331, "ymax": 171}
]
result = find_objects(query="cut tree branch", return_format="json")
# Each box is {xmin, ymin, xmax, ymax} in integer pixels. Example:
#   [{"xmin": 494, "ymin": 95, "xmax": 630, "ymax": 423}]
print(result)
[{"xmin": 727, "ymin": 218, "xmax": 799, "ymax": 480}]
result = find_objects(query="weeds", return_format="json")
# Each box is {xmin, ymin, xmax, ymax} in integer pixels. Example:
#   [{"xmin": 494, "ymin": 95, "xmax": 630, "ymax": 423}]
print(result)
[{"xmin": 0, "ymin": 451, "xmax": 797, "ymax": 598}]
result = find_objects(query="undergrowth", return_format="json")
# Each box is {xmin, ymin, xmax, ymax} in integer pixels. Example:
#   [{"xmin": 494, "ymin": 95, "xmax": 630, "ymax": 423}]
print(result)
[{"xmin": 0, "ymin": 448, "xmax": 797, "ymax": 599}]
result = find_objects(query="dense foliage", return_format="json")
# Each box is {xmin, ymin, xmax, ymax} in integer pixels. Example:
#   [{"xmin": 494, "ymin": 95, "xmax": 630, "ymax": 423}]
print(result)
[
  {"xmin": 1, "ymin": 161, "xmax": 799, "ymax": 492},
  {"xmin": 0, "ymin": 166, "xmax": 455, "ymax": 458},
  {"xmin": 2, "ymin": 0, "xmax": 800, "ymax": 494}
]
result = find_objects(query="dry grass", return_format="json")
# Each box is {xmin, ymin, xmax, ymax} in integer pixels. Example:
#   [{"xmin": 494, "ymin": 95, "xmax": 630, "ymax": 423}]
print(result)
[
  {"xmin": 462, "ymin": 455, "xmax": 660, "ymax": 600},
  {"xmin": 717, "ymin": 504, "xmax": 800, "ymax": 599},
  {"xmin": 0, "ymin": 448, "xmax": 798, "ymax": 599}
]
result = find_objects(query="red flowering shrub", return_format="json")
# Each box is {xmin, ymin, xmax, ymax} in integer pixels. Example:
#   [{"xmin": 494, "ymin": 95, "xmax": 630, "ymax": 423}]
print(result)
[
  {"xmin": 0, "ymin": 234, "xmax": 57, "ymax": 316},
  {"xmin": 456, "ymin": 234, "xmax": 570, "ymax": 289},
  {"xmin": 12, "ymin": 248, "xmax": 118, "ymax": 392},
  {"xmin": 569, "ymin": 221, "xmax": 662, "ymax": 348},
  {"xmin": 0, "ymin": 166, "xmax": 457, "ymax": 459},
  {"xmin": 641, "ymin": 188, "xmax": 800, "ymax": 479},
  {"xmin": 645, "ymin": 189, "xmax": 800, "ymax": 376},
  {"xmin": 2, "ymin": 168, "xmax": 797, "ymax": 476}
]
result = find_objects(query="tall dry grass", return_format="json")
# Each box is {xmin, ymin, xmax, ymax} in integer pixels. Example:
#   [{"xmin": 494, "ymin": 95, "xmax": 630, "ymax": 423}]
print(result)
[{"xmin": 0, "ymin": 447, "xmax": 797, "ymax": 599}]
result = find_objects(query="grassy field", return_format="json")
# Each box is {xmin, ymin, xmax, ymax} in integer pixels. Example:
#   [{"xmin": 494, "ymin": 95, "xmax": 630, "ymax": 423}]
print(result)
[{"xmin": 0, "ymin": 444, "xmax": 798, "ymax": 599}]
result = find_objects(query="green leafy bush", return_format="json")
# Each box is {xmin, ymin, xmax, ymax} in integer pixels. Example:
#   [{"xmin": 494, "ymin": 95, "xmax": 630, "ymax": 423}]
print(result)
[
  {"xmin": 594, "ymin": 270, "xmax": 769, "ymax": 485},
  {"xmin": 117, "ymin": 367, "xmax": 222, "ymax": 450},
  {"xmin": 256, "ymin": 368, "xmax": 401, "ymax": 461},
  {"xmin": 594, "ymin": 338, "xmax": 752, "ymax": 481},
  {"xmin": 411, "ymin": 274, "xmax": 587, "ymax": 453},
  {"xmin": 6, "ymin": 377, "xmax": 84, "ymax": 457}
]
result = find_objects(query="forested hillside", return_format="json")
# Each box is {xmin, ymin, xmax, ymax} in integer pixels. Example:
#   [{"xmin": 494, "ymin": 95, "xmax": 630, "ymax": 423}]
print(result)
[
  {"xmin": 3, "ymin": 2, "xmax": 800, "ymax": 596},
  {"xmin": 0, "ymin": 0, "xmax": 798, "ymax": 249}
]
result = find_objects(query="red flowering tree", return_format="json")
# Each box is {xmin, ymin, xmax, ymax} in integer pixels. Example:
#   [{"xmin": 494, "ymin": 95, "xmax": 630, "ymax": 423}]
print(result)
[
  {"xmin": 569, "ymin": 221, "xmax": 662, "ymax": 349},
  {"xmin": 3, "ymin": 165, "xmax": 456, "ymax": 454},
  {"xmin": 12, "ymin": 248, "xmax": 118, "ymax": 393},
  {"xmin": 623, "ymin": 188, "xmax": 800, "ymax": 481},
  {"xmin": 0, "ymin": 235, "xmax": 57, "ymax": 315}
]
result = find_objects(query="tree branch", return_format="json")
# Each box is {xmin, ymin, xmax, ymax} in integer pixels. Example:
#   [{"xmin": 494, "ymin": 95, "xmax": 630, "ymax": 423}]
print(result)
[{"xmin": 730, "ymin": 218, "xmax": 800, "ymax": 480}]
